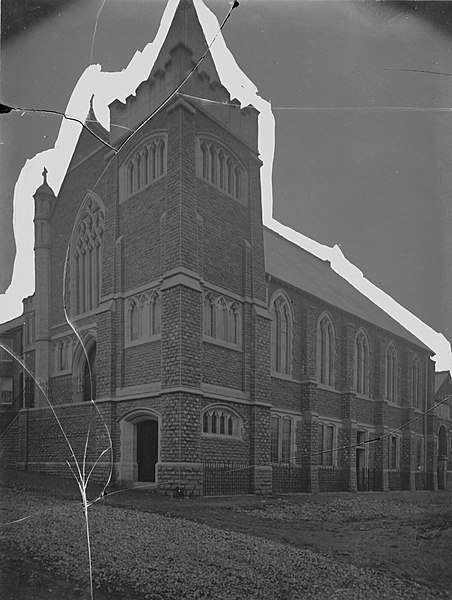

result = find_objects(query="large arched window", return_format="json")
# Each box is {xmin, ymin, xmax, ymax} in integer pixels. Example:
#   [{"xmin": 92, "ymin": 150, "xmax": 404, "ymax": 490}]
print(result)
[
  {"xmin": 355, "ymin": 329, "xmax": 370, "ymax": 395},
  {"xmin": 270, "ymin": 293, "xmax": 293, "ymax": 376},
  {"xmin": 386, "ymin": 343, "xmax": 398, "ymax": 403},
  {"xmin": 317, "ymin": 313, "xmax": 335, "ymax": 386},
  {"xmin": 412, "ymin": 354, "xmax": 422, "ymax": 409},
  {"xmin": 72, "ymin": 193, "xmax": 104, "ymax": 315}
]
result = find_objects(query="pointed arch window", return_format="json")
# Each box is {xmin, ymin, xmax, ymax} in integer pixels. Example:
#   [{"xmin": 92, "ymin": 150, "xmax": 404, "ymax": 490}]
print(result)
[
  {"xmin": 148, "ymin": 292, "xmax": 161, "ymax": 336},
  {"xmin": 228, "ymin": 303, "xmax": 239, "ymax": 345},
  {"xmin": 412, "ymin": 354, "xmax": 422, "ymax": 409},
  {"xmin": 135, "ymin": 154, "xmax": 141, "ymax": 189},
  {"xmin": 209, "ymin": 145, "xmax": 217, "ymax": 185},
  {"xmin": 317, "ymin": 313, "xmax": 335, "ymax": 386},
  {"xmin": 217, "ymin": 297, "xmax": 228, "ymax": 342},
  {"xmin": 156, "ymin": 139, "xmax": 165, "ymax": 178},
  {"xmin": 270, "ymin": 294, "xmax": 293, "ymax": 376},
  {"xmin": 218, "ymin": 150, "xmax": 225, "ymax": 190},
  {"xmin": 72, "ymin": 194, "xmax": 104, "ymax": 315},
  {"xmin": 355, "ymin": 330, "xmax": 370, "ymax": 395},
  {"xmin": 201, "ymin": 142, "xmax": 209, "ymax": 179},
  {"xmin": 386, "ymin": 344, "xmax": 398, "ymax": 403},
  {"xmin": 203, "ymin": 294, "xmax": 215, "ymax": 337},
  {"xmin": 127, "ymin": 163, "xmax": 134, "ymax": 195},
  {"xmin": 143, "ymin": 147, "xmax": 149, "ymax": 185},
  {"xmin": 129, "ymin": 300, "xmax": 140, "ymax": 341}
]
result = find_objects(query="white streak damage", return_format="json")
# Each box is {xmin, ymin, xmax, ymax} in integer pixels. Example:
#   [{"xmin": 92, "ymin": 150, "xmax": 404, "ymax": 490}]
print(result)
[{"xmin": 1, "ymin": 0, "xmax": 451, "ymax": 374}]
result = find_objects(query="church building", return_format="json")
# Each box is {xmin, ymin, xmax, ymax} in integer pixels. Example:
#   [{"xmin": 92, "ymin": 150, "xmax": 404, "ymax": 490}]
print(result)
[{"xmin": 0, "ymin": 0, "xmax": 447, "ymax": 495}]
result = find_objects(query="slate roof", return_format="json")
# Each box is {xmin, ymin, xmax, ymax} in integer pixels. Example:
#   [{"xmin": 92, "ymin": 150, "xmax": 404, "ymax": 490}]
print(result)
[{"xmin": 263, "ymin": 227, "xmax": 431, "ymax": 352}]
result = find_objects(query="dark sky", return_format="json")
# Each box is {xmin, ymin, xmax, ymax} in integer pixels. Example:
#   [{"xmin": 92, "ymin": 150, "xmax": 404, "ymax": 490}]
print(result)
[{"xmin": 1, "ymin": 0, "xmax": 451, "ymax": 351}]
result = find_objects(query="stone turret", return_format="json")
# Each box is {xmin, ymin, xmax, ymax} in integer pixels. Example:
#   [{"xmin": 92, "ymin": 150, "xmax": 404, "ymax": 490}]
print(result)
[{"xmin": 32, "ymin": 168, "xmax": 56, "ymax": 406}]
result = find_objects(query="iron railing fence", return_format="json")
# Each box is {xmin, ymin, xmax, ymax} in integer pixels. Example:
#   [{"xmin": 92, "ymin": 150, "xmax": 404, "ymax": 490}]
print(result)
[
  {"xmin": 203, "ymin": 460, "xmax": 252, "ymax": 496},
  {"xmin": 357, "ymin": 468, "xmax": 377, "ymax": 492},
  {"xmin": 272, "ymin": 463, "xmax": 308, "ymax": 493}
]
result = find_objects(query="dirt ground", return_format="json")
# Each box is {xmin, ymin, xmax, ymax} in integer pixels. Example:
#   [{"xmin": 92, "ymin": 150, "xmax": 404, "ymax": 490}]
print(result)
[{"xmin": 1, "ymin": 469, "xmax": 451, "ymax": 599}]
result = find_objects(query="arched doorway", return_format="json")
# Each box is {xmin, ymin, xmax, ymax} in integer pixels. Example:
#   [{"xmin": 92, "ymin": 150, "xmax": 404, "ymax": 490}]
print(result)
[
  {"xmin": 83, "ymin": 342, "xmax": 96, "ymax": 402},
  {"xmin": 72, "ymin": 334, "xmax": 96, "ymax": 403},
  {"xmin": 118, "ymin": 410, "xmax": 160, "ymax": 485}
]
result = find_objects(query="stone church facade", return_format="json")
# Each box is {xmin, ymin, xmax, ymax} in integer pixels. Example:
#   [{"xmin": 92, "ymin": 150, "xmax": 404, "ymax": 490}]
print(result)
[{"xmin": 1, "ymin": 0, "xmax": 447, "ymax": 494}]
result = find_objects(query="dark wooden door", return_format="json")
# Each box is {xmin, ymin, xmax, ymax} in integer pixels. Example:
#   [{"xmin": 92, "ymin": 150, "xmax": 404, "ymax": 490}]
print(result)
[{"xmin": 136, "ymin": 420, "xmax": 158, "ymax": 482}]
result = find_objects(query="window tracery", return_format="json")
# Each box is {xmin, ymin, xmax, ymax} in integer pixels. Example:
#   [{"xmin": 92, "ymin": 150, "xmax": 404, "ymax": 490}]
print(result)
[
  {"xmin": 201, "ymin": 406, "xmax": 241, "ymax": 438},
  {"xmin": 72, "ymin": 193, "xmax": 104, "ymax": 315},
  {"xmin": 202, "ymin": 293, "xmax": 241, "ymax": 346},
  {"xmin": 52, "ymin": 337, "xmax": 73, "ymax": 374}
]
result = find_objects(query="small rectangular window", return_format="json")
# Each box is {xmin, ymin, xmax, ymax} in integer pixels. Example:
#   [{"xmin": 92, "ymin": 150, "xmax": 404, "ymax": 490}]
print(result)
[{"xmin": 0, "ymin": 377, "xmax": 13, "ymax": 404}]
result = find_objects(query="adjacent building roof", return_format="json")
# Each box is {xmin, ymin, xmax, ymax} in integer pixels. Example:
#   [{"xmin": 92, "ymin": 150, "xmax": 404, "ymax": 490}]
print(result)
[
  {"xmin": 435, "ymin": 371, "xmax": 450, "ymax": 393},
  {"xmin": 263, "ymin": 227, "xmax": 431, "ymax": 352}
]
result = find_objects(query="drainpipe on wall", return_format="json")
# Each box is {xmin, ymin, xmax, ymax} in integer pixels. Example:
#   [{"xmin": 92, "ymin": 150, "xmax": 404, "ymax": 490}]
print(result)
[{"xmin": 423, "ymin": 356, "xmax": 429, "ymax": 482}]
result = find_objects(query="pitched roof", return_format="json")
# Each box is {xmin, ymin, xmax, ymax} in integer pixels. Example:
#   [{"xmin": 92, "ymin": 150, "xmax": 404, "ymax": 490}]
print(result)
[
  {"xmin": 435, "ymin": 371, "xmax": 450, "ymax": 393},
  {"xmin": 263, "ymin": 227, "xmax": 431, "ymax": 351}
]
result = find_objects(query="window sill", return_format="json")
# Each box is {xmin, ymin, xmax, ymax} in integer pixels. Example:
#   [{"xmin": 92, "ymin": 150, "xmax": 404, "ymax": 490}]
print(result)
[
  {"xmin": 203, "ymin": 337, "xmax": 242, "ymax": 351},
  {"xmin": 125, "ymin": 334, "xmax": 161, "ymax": 349},
  {"xmin": 271, "ymin": 372, "xmax": 300, "ymax": 384},
  {"xmin": 356, "ymin": 393, "xmax": 373, "ymax": 401},
  {"xmin": 201, "ymin": 433, "xmax": 241, "ymax": 441},
  {"xmin": 317, "ymin": 383, "xmax": 338, "ymax": 393}
]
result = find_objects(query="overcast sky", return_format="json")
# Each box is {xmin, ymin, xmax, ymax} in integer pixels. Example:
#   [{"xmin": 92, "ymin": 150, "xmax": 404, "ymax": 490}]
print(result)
[{"xmin": 1, "ymin": 0, "xmax": 451, "ymax": 352}]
